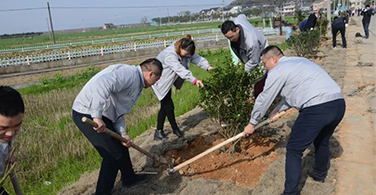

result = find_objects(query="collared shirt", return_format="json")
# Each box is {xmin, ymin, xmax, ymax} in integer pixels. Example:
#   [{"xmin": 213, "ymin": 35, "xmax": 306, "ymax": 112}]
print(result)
[
  {"xmin": 249, "ymin": 56, "xmax": 344, "ymax": 125},
  {"xmin": 0, "ymin": 138, "xmax": 14, "ymax": 178},
  {"xmin": 73, "ymin": 64, "xmax": 145, "ymax": 135}
]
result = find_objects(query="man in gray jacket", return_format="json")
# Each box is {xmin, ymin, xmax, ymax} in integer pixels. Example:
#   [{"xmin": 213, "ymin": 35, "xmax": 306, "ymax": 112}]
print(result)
[
  {"xmin": 72, "ymin": 58, "xmax": 163, "ymax": 195},
  {"xmin": 243, "ymin": 46, "xmax": 346, "ymax": 195},
  {"xmin": 221, "ymin": 14, "xmax": 268, "ymax": 73}
]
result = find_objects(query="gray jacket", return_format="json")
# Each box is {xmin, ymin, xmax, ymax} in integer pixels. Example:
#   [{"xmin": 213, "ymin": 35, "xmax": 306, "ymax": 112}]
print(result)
[
  {"xmin": 232, "ymin": 14, "xmax": 268, "ymax": 73},
  {"xmin": 249, "ymin": 56, "xmax": 344, "ymax": 125},
  {"xmin": 152, "ymin": 43, "xmax": 211, "ymax": 100},
  {"xmin": 72, "ymin": 64, "xmax": 145, "ymax": 135}
]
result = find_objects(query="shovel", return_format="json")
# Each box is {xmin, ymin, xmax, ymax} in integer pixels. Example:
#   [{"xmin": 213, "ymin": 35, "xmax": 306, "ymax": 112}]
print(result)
[
  {"xmin": 167, "ymin": 111, "xmax": 286, "ymax": 175},
  {"xmin": 82, "ymin": 117, "xmax": 173, "ymax": 167}
]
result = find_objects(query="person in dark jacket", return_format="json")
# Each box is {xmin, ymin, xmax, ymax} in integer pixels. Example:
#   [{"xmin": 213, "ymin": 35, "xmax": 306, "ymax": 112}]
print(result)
[
  {"xmin": 332, "ymin": 16, "xmax": 348, "ymax": 48},
  {"xmin": 299, "ymin": 19, "xmax": 308, "ymax": 32},
  {"xmin": 362, "ymin": 5, "xmax": 373, "ymax": 39},
  {"xmin": 303, "ymin": 12, "xmax": 321, "ymax": 31}
]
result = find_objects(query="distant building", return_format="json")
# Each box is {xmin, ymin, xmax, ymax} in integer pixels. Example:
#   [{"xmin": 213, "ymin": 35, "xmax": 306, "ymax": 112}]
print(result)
[
  {"xmin": 223, "ymin": 6, "xmax": 242, "ymax": 15},
  {"xmin": 312, "ymin": 0, "xmax": 328, "ymax": 12},
  {"xmin": 103, "ymin": 23, "xmax": 116, "ymax": 30},
  {"xmin": 301, "ymin": 2, "xmax": 312, "ymax": 12},
  {"xmin": 200, "ymin": 7, "xmax": 222, "ymax": 15},
  {"xmin": 277, "ymin": 1, "xmax": 296, "ymax": 16}
]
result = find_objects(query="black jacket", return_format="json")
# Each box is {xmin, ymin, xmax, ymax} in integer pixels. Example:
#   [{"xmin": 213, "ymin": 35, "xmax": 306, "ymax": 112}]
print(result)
[
  {"xmin": 304, "ymin": 14, "xmax": 317, "ymax": 31},
  {"xmin": 362, "ymin": 9, "xmax": 373, "ymax": 24},
  {"xmin": 332, "ymin": 17, "xmax": 347, "ymax": 28}
]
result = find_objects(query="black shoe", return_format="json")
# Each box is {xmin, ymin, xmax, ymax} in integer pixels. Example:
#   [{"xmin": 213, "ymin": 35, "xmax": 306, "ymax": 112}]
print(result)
[
  {"xmin": 122, "ymin": 174, "xmax": 148, "ymax": 188},
  {"xmin": 308, "ymin": 169, "xmax": 325, "ymax": 183},
  {"xmin": 173, "ymin": 128, "xmax": 184, "ymax": 138},
  {"xmin": 154, "ymin": 130, "xmax": 168, "ymax": 141}
]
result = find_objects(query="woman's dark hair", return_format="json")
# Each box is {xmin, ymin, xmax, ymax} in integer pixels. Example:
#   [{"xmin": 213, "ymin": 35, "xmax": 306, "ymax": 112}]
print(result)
[{"xmin": 175, "ymin": 34, "xmax": 195, "ymax": 56}]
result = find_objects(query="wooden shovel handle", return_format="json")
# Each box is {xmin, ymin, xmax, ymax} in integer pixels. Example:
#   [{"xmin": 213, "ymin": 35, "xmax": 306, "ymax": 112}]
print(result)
[
  {"xmin": 10, "ymin": 171, "xmax": 23, "ymax": 195},
  {"xmin": 81, "ymin": 117, "xmax": 161, "ymax": 162},
  {"xmin": 170, "ymin": 111, "xmax": 286, "ymax": 173}
]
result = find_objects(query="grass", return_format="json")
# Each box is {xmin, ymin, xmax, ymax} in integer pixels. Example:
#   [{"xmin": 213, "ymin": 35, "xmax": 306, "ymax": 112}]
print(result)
[
  {"xmin": 0, "ymin": 16, "xmax": 295, "ymax": 49},
  {"xmin": 2, "ymin": 48, "xmax": 227, "ymax": 195}
]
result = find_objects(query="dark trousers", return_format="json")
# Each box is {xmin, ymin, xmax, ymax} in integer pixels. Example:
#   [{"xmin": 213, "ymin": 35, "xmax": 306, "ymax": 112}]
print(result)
[
  {"xmin": 283, "ymin": 99, "xmax": 346, "ymax": 195},
  {"xmin": 0, "ymin": 187, "xmax": 8, "ymax": 195},
  {"xmin": 363, "ymin": 23, "xmax": 370, "ymax": 38},
  {"xmin": 332, "ymin": 25, "xmax": 347, "ymax": 48},
  {"xmin": 72, "ymin": 110, "xmax": 135, "ymax": 195},
  {"xmin": 157, "ymin": 89, "xmax": 179, "ymax": 131}
]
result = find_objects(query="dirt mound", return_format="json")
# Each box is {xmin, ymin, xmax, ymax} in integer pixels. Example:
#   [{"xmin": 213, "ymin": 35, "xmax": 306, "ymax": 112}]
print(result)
[{"xmin": 164, "ymin": 133, "xmax": 280, "ymax": 188}]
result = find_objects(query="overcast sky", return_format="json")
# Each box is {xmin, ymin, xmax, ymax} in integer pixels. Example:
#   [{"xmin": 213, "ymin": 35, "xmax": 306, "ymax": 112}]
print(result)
[{"xmin": 0, "ymin": 0, "xmax": 232, "ymax": 34}]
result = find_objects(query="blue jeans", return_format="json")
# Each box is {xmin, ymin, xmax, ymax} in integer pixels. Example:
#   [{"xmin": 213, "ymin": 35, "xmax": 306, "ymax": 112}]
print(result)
[
  {"xmin": 363, "ymin": 23, "xmax": 370, "ymax": 38},
  {"xmin": 283, "ymin": 99, "xmax": 346, "ymax": 195}
]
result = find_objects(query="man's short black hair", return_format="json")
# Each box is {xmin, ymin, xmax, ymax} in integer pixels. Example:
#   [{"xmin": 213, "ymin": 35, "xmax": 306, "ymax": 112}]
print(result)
[
  {"xmin": 0, "ymin": 86, "xmax": 24, "ymax": 117},
  {"xmin": 365, "ymin": 5, "xmax": 370, "ymax": 8},
  {"xmin": 221, "ymin": 20, "xmax": 237, "ymax": 34},
  {"xmin": 261, "ymin": 45, "xmax": 285, "ymax": 57},
  {"xmin": 140, "ymin": 58, "xmax": 163, "ymax": 76}
]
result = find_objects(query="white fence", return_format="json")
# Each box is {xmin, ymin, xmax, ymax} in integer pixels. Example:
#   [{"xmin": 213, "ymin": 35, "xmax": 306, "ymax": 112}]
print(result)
[
  {"xmin": 0, "ymin": 27, "xmax": 279, "ymax": 54},
  {"xmin": 0, "ymin": 35, "xmax": 221, "ymax": 67},
  {"xmin": 0, "ymin": 28, "xmax": 281, "ymax": 67}
]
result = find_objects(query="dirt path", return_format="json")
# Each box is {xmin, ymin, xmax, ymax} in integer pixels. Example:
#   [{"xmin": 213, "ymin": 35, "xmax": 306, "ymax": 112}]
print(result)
[{"xmin": 332, "ymin": 16, "xmax": 376, "ymax": 195}]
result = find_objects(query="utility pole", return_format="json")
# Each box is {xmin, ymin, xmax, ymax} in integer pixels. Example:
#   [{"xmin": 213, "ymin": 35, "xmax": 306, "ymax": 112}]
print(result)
[
  {"xmin": 116, "ymin": 14, "xmax": 119, "ymax": 29},
  {"xmin": 82, "ymin": 19, "xmax": 86, "ymax": 32},
  {"xmin": 222, "ymin": 0, "xmax": 225, "ymax": 21},
  {"xmin": 47, "ymin": 2, "xmax": 56, "ymax": 44},
  {"xmin": 159, "ymin": 9, "xmax": 161, "ymax": 26},
  {"xmin": 46, "ymin": 18, "xmax": 51, "ymax": 39},
  {"xmin": 167, "ymin": 8, "xmax": 170, "ymax": 26},
  {"xmin": 327, "ymin": 0, "xmax": 331, "ymax": 37}
]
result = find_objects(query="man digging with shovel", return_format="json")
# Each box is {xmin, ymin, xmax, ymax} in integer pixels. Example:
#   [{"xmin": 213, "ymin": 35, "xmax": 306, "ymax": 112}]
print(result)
[
  {"xmin": 0, "ymin": 86, "xmax": 24, "ymax": 195},
  {"xmin": 243, "ymin": 46, "xmax": 346, "ymax": 195},
  {"xmin": 72, "ymin": 58, "xmax": 163, "ymax": 195}
]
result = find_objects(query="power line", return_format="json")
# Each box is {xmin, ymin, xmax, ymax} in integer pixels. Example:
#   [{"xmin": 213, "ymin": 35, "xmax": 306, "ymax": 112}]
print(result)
[
  {"xmin": 0, "ymin": 4, "xmax": 223, "ymax": 12},
  {"xmin": 53, "ymin": 4, "xmax": 222, "ymax": 9},
  {"xmin": 0, "ymin": 7, "xmax": 45, "ymax": 12}
]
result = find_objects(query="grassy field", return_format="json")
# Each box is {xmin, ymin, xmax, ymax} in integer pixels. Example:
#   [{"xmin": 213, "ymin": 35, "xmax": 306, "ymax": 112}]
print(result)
[{"xmin": 0, "ymin": 16, "xmax": 296, "ymax": 49}]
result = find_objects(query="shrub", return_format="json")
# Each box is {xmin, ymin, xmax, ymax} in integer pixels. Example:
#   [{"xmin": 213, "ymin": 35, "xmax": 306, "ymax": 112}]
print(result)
[
  {"xmin": 316, "ymin": 17, "xmax": 329, "ymax": 37},
  {"xmin": 54, "ymin": 73, "xmax": 66, "ymax": 83},
  {"xmin": 294, "ymin": 9, "xmax": 306, "ymax": 26},
  {"xmin": 199, "ymin": 52, "xmax": 264, "ymax": 139},
  {"xmin": 286, "ymin": 30, "xmax": 320, "ymax": 57}
]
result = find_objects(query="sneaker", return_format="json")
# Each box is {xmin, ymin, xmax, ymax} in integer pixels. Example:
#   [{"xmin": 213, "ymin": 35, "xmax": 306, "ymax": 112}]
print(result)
[
  {"xmin": 333, "ymin": 46, "xmax": 336, "ymax": 49},
  {"xmin": 308, "ymin": 169, "xmax": 325, "ymax": 183},
  {"xmin": 173, "ymin": 128, "xmax": 184, "ymax": 138},
  {"xmin": 343, "ymin": 46, "xmax": 347, "ymax": 49},
  {"xmin": 154, "ymin": 129, "xmax": 168, "ymax": 141},
  {"xmin": 122, "ymin": 174, "xmax": 148, "ymax": 188}
]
